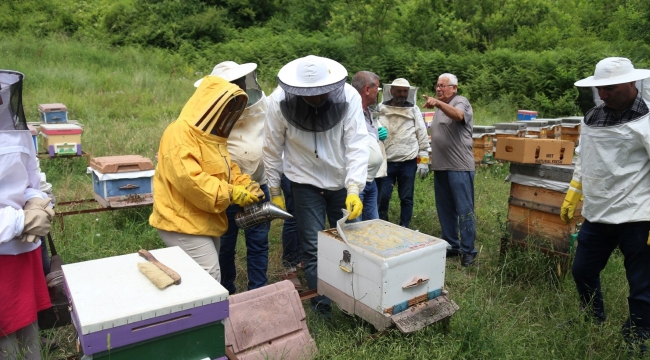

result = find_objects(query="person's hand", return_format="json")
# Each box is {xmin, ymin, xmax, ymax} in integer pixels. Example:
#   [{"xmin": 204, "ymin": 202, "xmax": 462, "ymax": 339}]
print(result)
[
  {"xmin": 20, "ymin": 233, "xmax": 39, "ymax": 243},
  {"xmin": 422, "ymin": 94, "xmax": 439, "ymax": 109},
  {"xmin": 24, "ymin": 197, "xmax": 52, "ymax": 211},
  {"xmin": 378, "ymin": 127, "xmax": 388, "ymax": 141},
  {"xmin": 560, "ymin": 180, "xmax": 583, "ymax": 224},
  {"xmin": 345, "ymin": 194, "xmax": 363, "ymax": 220},
  {"xmin": 23, "ymin": 207, "xmax": 55, "ymax": 237},
  {"xmin": 269, "ymin": 186, "xmax": 286, "ymax": 210},
  {"xmin": 417, "ymin": 156, "xmax": 430, "ymax": 179},
  {"xmin": 246, "ymin": 181, "xmax": 265, "ymax": 200},
  {"xmin": 231, "ymin": 185, "xmax": 260, "ymax": 207}
]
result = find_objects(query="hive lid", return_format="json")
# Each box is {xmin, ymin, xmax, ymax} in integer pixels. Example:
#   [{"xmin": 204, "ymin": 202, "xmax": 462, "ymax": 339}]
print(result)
[
  {"xmin": 62, "ymin": 246, "xmax": 229, "ymax": 335},
  {"xmin": 90, "ymin": 155, "xmax": 154, "ymax": 173},
  {"xmin": 509, "ymin": 162, "xmax": 576, "ymax": 183},
  {"xmin": 473, "ymin": 125, "xmax": 495, "ymax": 134},
  {"xmin": 494, "ymin": 122, "xmax": 526, "ymax": 131},
  {"xmin": 329, "ymin": 220, "xmax": 444, "ymax": 258},
  {"xmin": 517, "ymin": 120, "xmax": 549, "ymax": 128},
  {"xmin": 27, "ymin": 124, "xmax": 38, "ymax": 136},
  {"xmin": 39, "ymin": 123, "xmax": 82, "ymax": 133},
  {"xmin": 518, "ymin": 110, "xmax": 538, "ymax": 115},
  {"xmin": 561, "ymin": 116, "xmax": 582, "ymax": 125},
  {"xmin": 539, "ymin": 118, "xmax": 562, "ymax": 126},
  {"xmin": 38, "ymin": 103, "xmax": 67, "ymax": 112}
]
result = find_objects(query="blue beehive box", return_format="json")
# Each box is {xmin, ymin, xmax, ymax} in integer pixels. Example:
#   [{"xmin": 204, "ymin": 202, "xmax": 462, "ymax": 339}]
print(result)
[
  {"xmin": 39, "ymin": 103, "xmax": 68, "ymax": 124},
  {"xmin": 89, "ymin": 155, "xmax": 155, "ymax": 208},
  {"xmin": 517, "ymin": 110, "xmax": 538, "ymax": 121},
  {"xmin": 27, "ymin": 124, "xmax": 38, "ymax": 151}
]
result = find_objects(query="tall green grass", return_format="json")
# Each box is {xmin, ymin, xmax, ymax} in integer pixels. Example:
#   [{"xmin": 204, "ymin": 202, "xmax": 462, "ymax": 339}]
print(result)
[{"xmin": 5, "ymin": 36, "xmax": 634, "ymax": 359}]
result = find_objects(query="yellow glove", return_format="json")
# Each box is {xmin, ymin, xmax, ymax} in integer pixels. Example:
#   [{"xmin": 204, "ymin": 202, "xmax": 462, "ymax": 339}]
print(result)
[
  {"xmin": 560, "ymin": 180, "xmax": 582, "ymax": 224},
  {"xmin": 269, "ymin": 186, "xmax": 286, "ymax": 210},
  {"xmin": 246, "ymin": 181, "xmax": 265, "ymax": 200},
  {"xmin": 231, "ymin": 185, "xmax": 260, "ymax": 207},
  {"xmin": 345, "ymin": 194, "xmax": 363, "ymax": 220}
]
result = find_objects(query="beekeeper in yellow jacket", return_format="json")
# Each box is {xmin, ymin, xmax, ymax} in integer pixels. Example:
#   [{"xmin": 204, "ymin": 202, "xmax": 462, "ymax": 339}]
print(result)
[{"xmin": 150, "ymin": 75, "xmax": 263, "ymax": 281}]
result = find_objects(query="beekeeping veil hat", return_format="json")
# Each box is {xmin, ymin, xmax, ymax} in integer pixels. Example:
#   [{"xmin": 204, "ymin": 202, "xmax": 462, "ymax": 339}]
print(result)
[
  {"xmin": 277, "ymin": 55, "xmax": 349, "ymax": 132},
  {"xmin": 575, "ymin": 57, "xmax": 650, "ymax": 87},
  {"xmin": 382, "ymin": 78, "xmax": 418, "ymax": 107},
  {"xmin": 194, "ymin": 61, "xmax": 263, "ymax": 107},
  {"xmin": 182, "ymin": 76, "xmax": 248, "ymax": 138},
  {"xmin": 0, "ymin": 70, "xmax": 27, "ymax": 131}
]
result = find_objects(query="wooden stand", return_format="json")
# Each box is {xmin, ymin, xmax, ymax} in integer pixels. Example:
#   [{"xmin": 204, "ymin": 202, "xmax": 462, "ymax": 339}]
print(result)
[{"xmin": 38, "ymin": 150, "xmax": 91, "ymax": 166}]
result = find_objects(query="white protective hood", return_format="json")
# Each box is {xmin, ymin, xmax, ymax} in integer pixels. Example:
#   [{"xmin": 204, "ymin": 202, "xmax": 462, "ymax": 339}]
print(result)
[
  {"xmin": 376, "ymin": 103, "xmax": 429, "ymax": 162},
  {"xmin": 227, "ymin": 93, "xmax": 268, "ymax": 184},
  {"xmin": 573, "ymin": 80, "xmax": 650, "ymax": 223}
]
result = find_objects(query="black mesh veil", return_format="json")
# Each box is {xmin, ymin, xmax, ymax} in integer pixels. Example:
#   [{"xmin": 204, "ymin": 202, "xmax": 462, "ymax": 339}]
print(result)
[
  {"xmin": 279, "ymin": 84, "xmax": 349, "ymax": 132},
  {"xmin": 0, "ymin": 70, "xmax": 27, "ymax": 131}
]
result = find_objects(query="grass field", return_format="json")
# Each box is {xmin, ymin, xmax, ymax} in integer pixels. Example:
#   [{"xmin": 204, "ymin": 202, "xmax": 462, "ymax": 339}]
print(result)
[{"xmin": 3, "ymin": 35, "xmax": 636, "ymax": 359}]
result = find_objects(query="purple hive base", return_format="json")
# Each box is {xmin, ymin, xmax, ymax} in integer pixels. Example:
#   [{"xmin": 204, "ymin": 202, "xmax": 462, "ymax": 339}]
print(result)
[
  {"xmin": 65, "ymin": 277, "xmax": 229, "ymax": 355},
  {"xmin": 48, "ymin": 144, "xmax": 81, "ymax": 157}
]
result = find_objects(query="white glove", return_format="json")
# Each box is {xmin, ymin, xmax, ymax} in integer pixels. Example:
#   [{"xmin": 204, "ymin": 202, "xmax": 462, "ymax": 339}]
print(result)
[
  {"xmin": 23, "ymin": 207, "xmax": 55, "ymax": 237},
  {"xmin": 20, "ymin": 233, "xmax": 39, "ymax": 243},
  {"xmin": 24, "ymin": 197, "xmax": 52, "ymax": 211}
]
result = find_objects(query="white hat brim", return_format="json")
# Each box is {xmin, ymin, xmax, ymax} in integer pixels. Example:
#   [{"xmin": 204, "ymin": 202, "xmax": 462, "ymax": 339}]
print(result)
[
  {"xmin": 194, "ymin": 63, "xmax": 257, "ymax": 87},
  {"xmin": 575, "ymin": 69, "xmax": 650, "ymax": 87},
  {"xmin": 277, "ymin": 57, "xmax": 348, "ymax": 96}
]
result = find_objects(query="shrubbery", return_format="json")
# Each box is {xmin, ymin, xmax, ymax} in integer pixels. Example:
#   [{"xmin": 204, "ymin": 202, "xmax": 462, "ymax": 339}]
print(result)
[{"xmin": 2, "ymin": 0, "xmax": 649, "ymax": 117}]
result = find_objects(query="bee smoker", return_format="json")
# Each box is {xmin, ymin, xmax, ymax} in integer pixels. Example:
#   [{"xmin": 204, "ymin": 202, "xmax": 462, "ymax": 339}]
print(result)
[{"xmin": 235, "ymin": 202, "xmax": 293, "ymax": 229}]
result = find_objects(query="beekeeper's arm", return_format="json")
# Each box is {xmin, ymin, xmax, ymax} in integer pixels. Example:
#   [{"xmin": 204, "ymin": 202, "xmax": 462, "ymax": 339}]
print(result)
[
  {"xmin": 262, "ymin": 90, "xmax": 287, "ymax": 209},
  {"xmin": 0, "ymin": 207, "xmax": 24, "ymax": 244},
  {"xmin": 164, "ymin": 144, "xmax": 248, "ymax": 213},
  {"xmin": 422, "ymin": 95, "xmax": 465, "ymax": 122},
  {"xmin": 343, "ymin": 92, "xmax": 369, "ymax": 219}
]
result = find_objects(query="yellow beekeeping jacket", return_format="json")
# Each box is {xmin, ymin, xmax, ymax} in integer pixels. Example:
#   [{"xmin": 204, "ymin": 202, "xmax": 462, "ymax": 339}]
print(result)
[{"xmin": 149, "ymin": 76, "xmax": 251, "ymax": 236}]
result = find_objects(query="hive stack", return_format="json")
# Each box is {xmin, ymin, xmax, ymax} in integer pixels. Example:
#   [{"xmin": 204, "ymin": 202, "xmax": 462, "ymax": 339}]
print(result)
[
  {"xmin": 505, "ymin": 162, "xmax": 584, "ymax": 255},
  {"xmin": 517, "ymin": 120, "xmax": 549, "ymax": 139},
  {"xmin": 561, "ymin": 116, "xmax": 582, "ymax": 147},
  {"xmin": 40, "ymin": 123, "xmax": 83, "ymax": 156},
  {"xmin": 472, "ymin": 125, "xmax": 495, "ymax": 164},
  {"xmin": 89, "ymin": 155, "xmax": 154, "ymax": 208},
  {"xmin": 63, "ymin": 246, "xmax": 230, "ymax": 360},
  {"xmin": 543, "ymin": 119, "xmax": 563, "ymax": 139}
]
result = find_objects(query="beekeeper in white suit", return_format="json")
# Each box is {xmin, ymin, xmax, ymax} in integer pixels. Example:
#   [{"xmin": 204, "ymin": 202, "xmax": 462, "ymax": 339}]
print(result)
[
  {"xmin": 562, "ymin": 57, "xmax": 650, "ymax": 351},
  {"xmin": 263, "ymin": 55, "xmax": 368, "ymax": 318},
  {"xmin": 0, "ymin": 70, "xmax": 54, "ymax": 360},
  {"xmin": 194, "ymin": 61, "xmax": 272, "ymax": 294},
  {"xmin": 375, "ymin": 78, "xmax": 429, "ymax": 228}
]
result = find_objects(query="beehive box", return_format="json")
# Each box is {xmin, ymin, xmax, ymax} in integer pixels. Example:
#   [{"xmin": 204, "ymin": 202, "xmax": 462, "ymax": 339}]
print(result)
[
  {"xmin": 40, "ymin": 123, "xmax": 82, "ymax": 156},
  {"xmin": 561, "ymin": 116, "xmax": 582, "ymax": 147},
  {"xmin": 225, "ymin": 281, "xmax": 316, "ymax": 360},
  {"xmin": 62, "ymin": 246, "xmax": 229, "ymax": 360},
  {"xmin": 517, "ymin": 110, "xmax": 538, "ymax": 120},
  {"xmin": 517, "ymin": 120, "xmax": 549, "ymax": 139},
  {"xmin": 494, "ymin": 122, "xmax": 527, "ymax": 154},
  {"xmin": 89, "ymin": 155, "xmax": 154, "ymax": 208},
  {"xmin": 496, "ymin": 138, "xmax": 574, "ymax": 164},
  {"xmin": 318, "ymin": 220, "xmax": 448, "ymax": 331},
  {"xmin": 27, "ymin": 124, "xmax": 38, "ymax": 151},
  {"xmin": 506, "ymin": 163, "xmax": 584, "ymax": 254},
  {"xmin": 38, "ymin": 103, "xmax": 68, "ymax": 124},
  {"xmin": 542, "ymin": 119, "xmax": 563, "ymax": 139},
  {"xmin": 473, "ymin": 126, "xmax": 495, "ymax": 164}
]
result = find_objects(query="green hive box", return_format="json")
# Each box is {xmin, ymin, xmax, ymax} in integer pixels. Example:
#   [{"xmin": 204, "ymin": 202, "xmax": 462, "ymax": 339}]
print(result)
[{"xmin": 88, "ymin": 322, "xmax": 225, "ymax": 360}]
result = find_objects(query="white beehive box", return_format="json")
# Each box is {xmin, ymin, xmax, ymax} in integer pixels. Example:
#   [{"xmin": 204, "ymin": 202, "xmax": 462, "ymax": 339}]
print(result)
[{"xmin": 318, "ymin": 220, "xmax": 447, "ymax": 328}]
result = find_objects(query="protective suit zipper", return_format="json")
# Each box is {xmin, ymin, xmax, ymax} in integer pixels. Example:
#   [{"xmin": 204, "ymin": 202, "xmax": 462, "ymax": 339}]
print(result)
[
  {"xmin": 222, "ymin": 155, "xmax": 231, "ymax": 182},
  {"xmin": 313, "ymin": 133, "xmax": 319, "ymax": 158}
]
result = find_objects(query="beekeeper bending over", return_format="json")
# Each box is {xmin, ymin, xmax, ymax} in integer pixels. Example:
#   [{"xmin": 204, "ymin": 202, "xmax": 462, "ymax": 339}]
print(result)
[
  {"xmin": 263, "ymin": 55, "xmax": 369, "ymax": 318},
  {"xmin": 150, "ymin": 75, "xmax": 263, "ymax": 282},
  {"xmin": 194, "ymin": 61, "xmax": 272, "ymax": 294},
  {"xmin": 0, "ymin": 70, "xmax": 54, "ymax": 360}
]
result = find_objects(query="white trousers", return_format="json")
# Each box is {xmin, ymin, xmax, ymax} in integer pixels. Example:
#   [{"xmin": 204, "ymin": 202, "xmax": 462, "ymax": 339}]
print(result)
[
  {"xmin": 0, "ymin": 321, "xmax": 40, "ymax": 360},
  {"xmin": 157, "ymin": 230, "xmax": 221, "ymax": 282}
]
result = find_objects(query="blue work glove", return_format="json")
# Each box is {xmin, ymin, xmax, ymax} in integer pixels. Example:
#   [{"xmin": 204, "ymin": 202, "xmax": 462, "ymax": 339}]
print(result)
[{"xmin": 378, "ymin": 127, "xmax": 388, "ymax": 141}]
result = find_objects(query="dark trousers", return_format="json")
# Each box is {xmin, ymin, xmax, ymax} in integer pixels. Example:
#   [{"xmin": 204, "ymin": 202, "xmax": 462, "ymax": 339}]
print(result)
[
  {"xmin": 572, "ymin": 219, "xmax": 650, "ymax": 340},
  {"xmin": 219, "ymin": 184, "xmax": 271, "ymax": 294},
  {"xmin": 433, "ymin": 170, "xmax": 477, "ymax": 255},
  {"xmin": 281, "ymin": 174, "xmax": 302, "ymax": 268},
  {"xmin": 291, "ymin": 181, "xmax": 347, "ymax": 308},
  {"xmin": 376, "ymin": 158, "xmax": 417, "ymax": 228}
]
